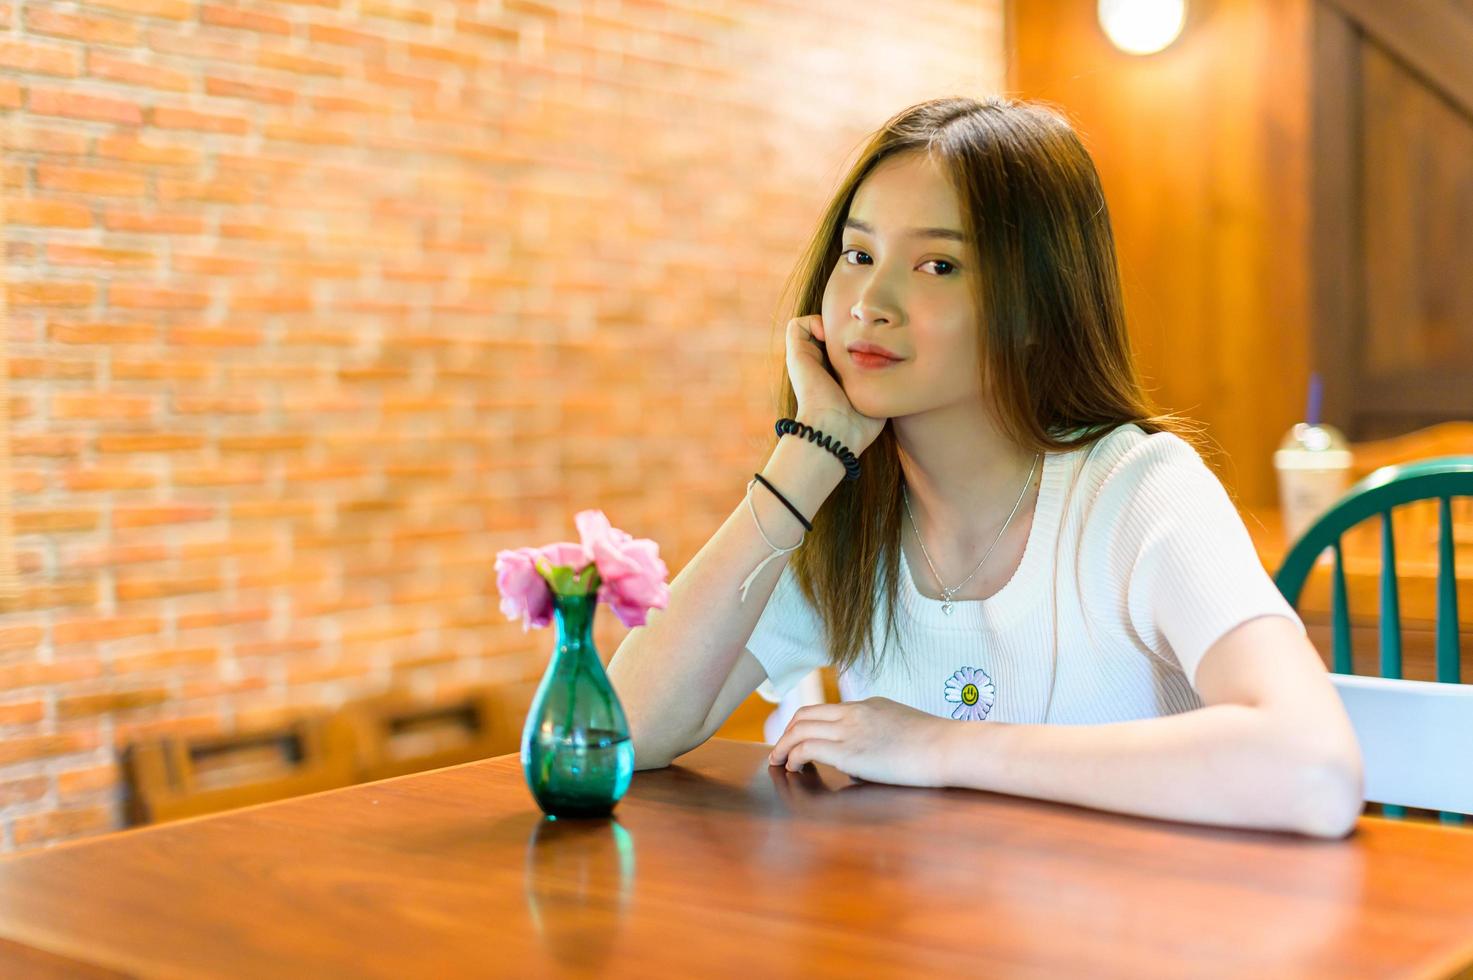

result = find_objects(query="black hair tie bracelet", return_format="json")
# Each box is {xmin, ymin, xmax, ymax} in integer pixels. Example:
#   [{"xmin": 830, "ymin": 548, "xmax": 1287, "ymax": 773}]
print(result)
[{"xmin": 775, "ymin": 418, "xmax": 861, "ymax": 482}]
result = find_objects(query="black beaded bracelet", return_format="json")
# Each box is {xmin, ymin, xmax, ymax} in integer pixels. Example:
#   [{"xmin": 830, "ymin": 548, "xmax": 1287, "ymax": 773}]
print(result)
[
  {"xmin": 751, "ymin": 472, "xmax": 813, "ymax": 533},
  {"xmin": 775, "ymin": 418, "xmax": 861, "ymax": 481}
]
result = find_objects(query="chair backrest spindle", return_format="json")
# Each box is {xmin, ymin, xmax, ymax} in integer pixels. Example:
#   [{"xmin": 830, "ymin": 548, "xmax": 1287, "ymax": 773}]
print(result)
[{"xmin": 1438, "ymin": 495, "xmax": 1462, "ymax": 684}]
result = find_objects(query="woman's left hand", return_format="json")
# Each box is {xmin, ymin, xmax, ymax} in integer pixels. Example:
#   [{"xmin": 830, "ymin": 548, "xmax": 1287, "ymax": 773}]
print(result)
[{"xmin": 767, "ymin": 697, "xmax": 957, "ymax": 788}]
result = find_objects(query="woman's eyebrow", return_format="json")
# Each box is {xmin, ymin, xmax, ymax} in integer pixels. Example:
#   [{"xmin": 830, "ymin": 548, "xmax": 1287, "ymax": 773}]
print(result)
[{"xmin": 844, "ymin": 217, "xmax": 966, "ymax": 243}]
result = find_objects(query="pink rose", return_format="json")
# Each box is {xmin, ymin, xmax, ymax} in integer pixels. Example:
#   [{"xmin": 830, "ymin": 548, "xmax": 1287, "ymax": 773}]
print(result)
[
  {"xmin": 538, "ymin": 541, "xmax": 592, "ymax": 572},
  {"xmin": 576, "ymin": 510, "xmax": 670, "ymax": 628},
  {"xmin": 494, "ymin": 546, "xmax": 554, "ymax": 632}
]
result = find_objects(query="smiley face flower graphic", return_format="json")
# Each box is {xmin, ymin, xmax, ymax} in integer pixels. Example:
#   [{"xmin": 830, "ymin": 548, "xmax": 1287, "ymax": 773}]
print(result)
[{"xmin": 943, "ymin": 666, "xmax": 996, "ymax": 721}]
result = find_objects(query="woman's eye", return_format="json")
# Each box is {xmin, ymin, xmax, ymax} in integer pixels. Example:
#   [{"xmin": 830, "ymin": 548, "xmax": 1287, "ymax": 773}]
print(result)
[{"xmin": 838, "ymin": 248, "xmax": 956, "ymax": 276}]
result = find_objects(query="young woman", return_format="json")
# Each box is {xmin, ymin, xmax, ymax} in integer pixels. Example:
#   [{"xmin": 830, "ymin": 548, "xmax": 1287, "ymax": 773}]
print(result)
[{"xmin": 607, "ymin": 95, "xmax": 1363, "ymax": 839}]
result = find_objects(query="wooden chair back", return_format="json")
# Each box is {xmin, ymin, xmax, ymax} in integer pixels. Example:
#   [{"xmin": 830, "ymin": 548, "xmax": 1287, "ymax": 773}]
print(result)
[
  {"xmin": 122, "ymin": 713, "xmax": 357, "ymax": 825},
  {"xmin": 339, "ymin": 680, "xmax": 540, "ymax": 783}
]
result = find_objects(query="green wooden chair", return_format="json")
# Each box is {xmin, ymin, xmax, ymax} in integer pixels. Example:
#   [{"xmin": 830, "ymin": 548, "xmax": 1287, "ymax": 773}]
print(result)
[{"xmin": 1274, "ymin": 456, "xmax": 1473, "ymax": 824}]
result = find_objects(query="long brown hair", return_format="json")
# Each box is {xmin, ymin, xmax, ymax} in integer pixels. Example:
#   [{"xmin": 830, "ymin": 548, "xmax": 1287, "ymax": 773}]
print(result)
[{"xmin": 773, "ymin": 95, "xmax": 1201, "ymax": 677}]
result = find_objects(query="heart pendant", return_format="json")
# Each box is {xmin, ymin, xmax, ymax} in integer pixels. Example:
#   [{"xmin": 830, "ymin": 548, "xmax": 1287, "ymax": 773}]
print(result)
[{"xmin": 942, "ymin": 603, "xmax": 954, "ymax": 615}]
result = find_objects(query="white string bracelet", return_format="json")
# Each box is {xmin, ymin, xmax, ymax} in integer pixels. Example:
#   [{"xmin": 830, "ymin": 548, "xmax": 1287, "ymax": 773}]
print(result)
[{"xmin": 738, "ymin": 477, "xmax": 803, "ymax": 602}]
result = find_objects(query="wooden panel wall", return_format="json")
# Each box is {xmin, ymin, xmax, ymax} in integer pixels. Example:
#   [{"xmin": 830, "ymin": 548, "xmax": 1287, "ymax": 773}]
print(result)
[
  {"xmin": 1008, "ymin": 0, "xmax": 1313, "ymax": 507},
  {"xmin": 1314, "ymin": 0, "xmax": 1473, "ymax": 439}
]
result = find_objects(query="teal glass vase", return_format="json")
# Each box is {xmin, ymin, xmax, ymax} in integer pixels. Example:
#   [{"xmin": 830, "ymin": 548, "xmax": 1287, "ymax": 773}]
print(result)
[{"xmin": 521, "ymin": 591, "xmax": 634, "ymax": 817}]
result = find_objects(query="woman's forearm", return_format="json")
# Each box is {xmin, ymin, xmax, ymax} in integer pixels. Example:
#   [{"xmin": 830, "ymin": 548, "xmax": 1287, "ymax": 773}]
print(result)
[
  {"xmin": 940, "ymin": 704, "xmax": 1363, "ymax": 838},
  {"xmin": 607, "ymin": 429, "xmax": 846, "ymax": 769}
]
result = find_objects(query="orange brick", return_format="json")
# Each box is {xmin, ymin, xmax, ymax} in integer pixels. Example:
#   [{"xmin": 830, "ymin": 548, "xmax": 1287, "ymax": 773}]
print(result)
[
  {"xmin": 175, "ymin": 533, "xmax": 273, "ymax": 557},
  {"xmin": 6, "ymin": 124, "xmax": 91, "ymax": 154},
  {"xmin": 103, "ymin": 209, "xmax": 207, "ymax": 234},
  {"xmin": 60, "ymin": 541, "xmax": 170, "ymax": 569},
  {"xmin": 0, "ymin": 582, "xmax": 100, "ymax": 612},
  {"xmin": 0, "ymin": 80, "xmax": 21, "ymax": 108},
  {"xmin": 85, "ymin": 0, "xmax": 195, "ymax": 19},
  {"xmin": 86, "ymin": 51, "xmax": 191, "ymax": 92},
  {"xmin": 177, "ymin": 606, "xmax": 270, "ymax": 631},
  {"xmin": 256, "ymin": 48, "xmax": 344, "ymax": 76},
  {"xmin": 58, "ymin": 688, "xmax": 170, "ymax": 720},
  {"xmin": 45, "ymin": 244, "xmax": 157, "ymax": 268},
  {"xmin": 95, "ymin": 133, "xmax": 200, "ymax": 166},
  {"xmin": 218, "ymin": 434, "xmax": 309, "ymax": 453},
  {"xmin": 0, "ymin": 39, "xmax": 82, "ymax": 76},
  {"xmin": 26, "ymin": 7, "xmax": 141, "ymax": 45},
  {"xmin": 307, "ymin": 23, "xmax": 384, "ymax": 48},
  {"xmin": 167, "ymin": 326, "xmax": 263, "ymax": 346},
  {"xmin": 7, "ymin": 282, "xmax": 97, "ymax": 307},
  {"xmin": 114, "ymin": 570, "xmax": 222, "ymax": 601},
  {"xmin": 157, "ymin": 177, "xmax": 253, "ymax": 205},
  {"xmin": 150, "ymin": 105, "xmax": 250, "ymax": 134},
  {"xmin": 111, "ymin": 356, "xmax": 209, "ymax": 380},
  {"xmin": 12, "ymin": 805, "xmax": 114, "ymax": 847},
  {"xmin": 0, "ymin": 698, "xmax": 46, "ymax": 725},
  {"xmin": 262, "ymin": 123, "xmax": 354, "ymax": 146},
  {"xmin": 0, "ymin": 626, "xmax": 45, "ymax": 655},
  {"xmin": 112, "ymin": 645, "xmax": 219, "ymax": 674},
  {"xmin": 10, "ymin": 434, "xmax": 86, "ymax": 457},
  {"xmin": 9, "ymin": 355, "xmax": 98, "ymax": 382},
  {"xmin": 172, "ymin": 393, "xmax": 263, "ymax": 414},
  {"xmin": 56, "ymin": 763, "xmax": 120, "ymax": 799},
  {"xmin": 3, "ymin": 160, "xmax": 28, "ymax": 191},
  {"xmin": 201, "ymin": 4, "xmax": 290, "ymax": 34},
  {"xmin": 231, "ymin": 289, "xmax": 310, "ymax": 313},
  {"xmin": 0, "ymin": 776, "xmax": 49, "ymax": 808},
  {"xmin": 11, "ymin": 470, "xmax": 48, "ymax": 493},
  {"xmin": 12, "ymin": 509, "xmax": 100, "ymax": 534},
  {"xmin": 107, "ymin": 284, "xmax": 211, "ymax": 309},
  {"xmin": 171, "ymin": 254, "xmax": 261, "ymax": 276},
  {"xmin": 50, "ymin": 320, "xmax": 158, "ymax": 344},
  {"xmin": 0, "ymin": 732, "xmax": 98, "ymax": 766},
  {"xmin": 37, "ymin": 164, "xmax": 147, "ymax": 197},
  {"xmin": 95, "ymin": 433, "xmax": 205, "ymax": 453},
  {"xmin": 51, "ymin": 392, "xmax": 157, "ymax": 420},
  {"xmin": 113, "ymin": 504, "xmax": 216, "ymax": 529},
  {"xmin": 0, "ymin": 658, "xmax": 104, "ymax": 690},
  {"xmin": 360, "ymin": 0, "xmax": 433, "ymax": 26},
  {"xmin": 112, "ymin": 713, "xmax": 223, "ymax": 746},
  {"xmin": 5, "ymin": 199, "xmax": 93, "ymax": 228},
  {"xmin": 205, "ymin": 75, "xmax": 294, "ymax": 105},
  {"xmin": 28, "ymin": 87, "xmax": 143, "ymax": 125},
  {"xmin": 405, "ymin": 42, "xmax": 481, "ymax": 70},
  {"xmin": 462, "ymin": 18, "xmax": 521, "ymax": 45},
  {"xmin": 53, "ymin": 614, "xmax": 161, "ymax": 647}
]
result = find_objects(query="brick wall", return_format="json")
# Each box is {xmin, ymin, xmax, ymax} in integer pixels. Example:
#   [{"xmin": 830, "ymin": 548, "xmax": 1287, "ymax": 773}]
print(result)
[{"xmin": 0, "ymin": 0, "xmax": 1002, "ymax": 851}]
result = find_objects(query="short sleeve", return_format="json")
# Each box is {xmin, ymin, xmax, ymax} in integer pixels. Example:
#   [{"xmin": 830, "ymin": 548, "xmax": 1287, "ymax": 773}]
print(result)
[
  {"xmin": 744, "ymin": 562, "xmax": 829, "ymax": 699},
  {"xmin": 1079, "ymin": 429, "xmax": 1306, "ymax": 687}
]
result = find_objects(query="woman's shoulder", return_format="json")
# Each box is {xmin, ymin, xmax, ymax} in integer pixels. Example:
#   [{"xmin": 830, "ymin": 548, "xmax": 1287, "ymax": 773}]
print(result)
[{"xmin": 1060, "ymin": 422, "xmax": 1206, "ymax": 498}]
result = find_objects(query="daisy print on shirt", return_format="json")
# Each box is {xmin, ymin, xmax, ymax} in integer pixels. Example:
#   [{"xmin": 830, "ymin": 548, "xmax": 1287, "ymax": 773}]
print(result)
[{"xmin": 944, "ymin": 666, "xmax": 996, "ymax": 721}]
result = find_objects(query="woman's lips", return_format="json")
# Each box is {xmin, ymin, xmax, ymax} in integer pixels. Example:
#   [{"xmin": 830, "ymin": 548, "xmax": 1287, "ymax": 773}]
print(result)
[{"xmin": 850, "ymin": 350, "xmax": 903, "ymax": 369}]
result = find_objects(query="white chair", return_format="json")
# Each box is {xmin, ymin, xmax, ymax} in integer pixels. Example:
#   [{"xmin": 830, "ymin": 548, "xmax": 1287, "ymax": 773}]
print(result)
[{"xmin": 1332, "ymin": 673, "xmax": 1473, "ymax": 816}]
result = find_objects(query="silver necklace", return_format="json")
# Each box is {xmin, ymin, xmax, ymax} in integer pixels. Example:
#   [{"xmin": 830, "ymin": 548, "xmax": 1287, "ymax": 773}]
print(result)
[{"xmin": 901, "ymin": 453, "xmax": 1041, "ymax": 615}]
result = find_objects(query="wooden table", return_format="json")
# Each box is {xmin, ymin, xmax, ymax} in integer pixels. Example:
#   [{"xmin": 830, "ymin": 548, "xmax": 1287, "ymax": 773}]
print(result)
[{"xmin": 2, "ymin": 739, "xmax": 1472, "ymax": 978}]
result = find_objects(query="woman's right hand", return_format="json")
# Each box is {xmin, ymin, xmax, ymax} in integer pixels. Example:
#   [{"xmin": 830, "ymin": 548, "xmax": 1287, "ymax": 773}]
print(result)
[{"xmin": 785, "ymin": 314, "xmax": 888, "ymax": 456}]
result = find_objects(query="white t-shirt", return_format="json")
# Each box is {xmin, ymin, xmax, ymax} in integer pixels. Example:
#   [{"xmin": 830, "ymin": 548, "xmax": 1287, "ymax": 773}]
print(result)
[{"xmin": 746, "ymin": 423, "xmax": 1305, "ymax": 725}]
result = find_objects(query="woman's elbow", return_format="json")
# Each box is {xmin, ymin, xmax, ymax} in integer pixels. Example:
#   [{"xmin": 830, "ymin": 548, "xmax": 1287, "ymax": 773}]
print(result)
[{"xmin": 1290, "ymin": 746, "xmax": 1365, "ymax": 839}]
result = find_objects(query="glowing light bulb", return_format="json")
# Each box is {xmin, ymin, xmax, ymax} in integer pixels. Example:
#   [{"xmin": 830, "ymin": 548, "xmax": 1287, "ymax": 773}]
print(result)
[{"xmin": 1098, "ymin": 0, "xmax": 1188, "ymax": 55}]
